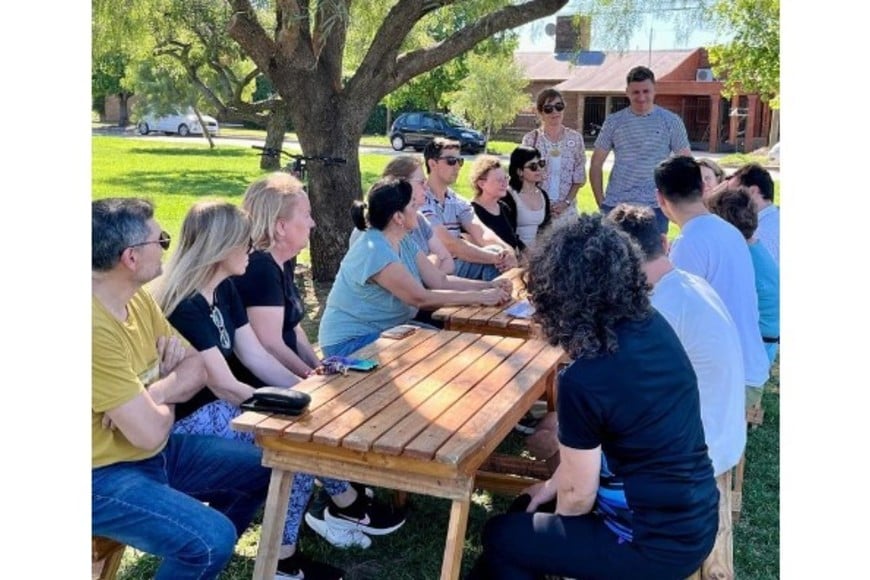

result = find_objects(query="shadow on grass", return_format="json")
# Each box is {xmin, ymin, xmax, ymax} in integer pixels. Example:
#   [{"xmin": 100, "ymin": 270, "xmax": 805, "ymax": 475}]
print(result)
[
  {"xmin": 100, "ymin": 170, "xmax": 253, "ymax": 198},
  {"xmin": 127, "ymin": 146, "xmax": 255, "ymax": 159}
]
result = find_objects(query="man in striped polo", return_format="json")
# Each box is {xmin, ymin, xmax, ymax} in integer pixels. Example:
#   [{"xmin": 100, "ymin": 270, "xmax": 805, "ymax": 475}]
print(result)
[{"xmin": 590, "ymin": 65, "xmax": 692, "ymax": 234}]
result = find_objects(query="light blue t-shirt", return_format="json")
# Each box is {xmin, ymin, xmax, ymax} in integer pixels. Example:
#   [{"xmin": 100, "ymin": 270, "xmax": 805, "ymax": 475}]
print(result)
[
  {"xmin": 318, "ymin": 229, "xmax": 422, "ymax": 349},
  {"xmin": 669, "ymin": 214, "xmax": 770, "ymax": 388},
  {"xmin": 749, "ymin": 241, "xmax": 779, "ymax": 347}
]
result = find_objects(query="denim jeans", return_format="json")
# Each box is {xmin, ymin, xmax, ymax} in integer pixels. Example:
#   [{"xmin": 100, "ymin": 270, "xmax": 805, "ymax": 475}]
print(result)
[
  {"xmin": 453, "ymin": 245, "xmax": 504, "ymax": 282},
  {"xmin": 92, "ymin": 434, "xmax": 270, "ymax": 580},
  {"xmin": 601, "ymin": 204, "xmax": 670, "ymax": 235},
  {"xmin": 173, "ymin": 400, "xmax": 350, "ymax": 546},
  {"xmin": 322, "ymin": 331, "xmax": 382, "ymax": 358}
]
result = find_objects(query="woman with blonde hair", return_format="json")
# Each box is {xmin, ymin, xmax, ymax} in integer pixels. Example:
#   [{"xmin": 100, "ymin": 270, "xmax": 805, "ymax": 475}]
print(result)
[
  {"xmin": 469, "ymin": 155, "xmax": 524, "ymax": 255},
  {"xmin": 697, "ymin": 157, "xmax": 726, "ymax": 201},
  {"xmin": 235, "ymin": 172, "xmax": 406, "ymax": 560},
  {"xmin": 155, "ymin": 200, "xmax": 350, "ymax": 580}
]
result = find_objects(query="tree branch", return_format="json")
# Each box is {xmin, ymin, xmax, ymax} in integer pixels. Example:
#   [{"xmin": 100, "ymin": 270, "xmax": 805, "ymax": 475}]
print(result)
[
  {"xmin": 347, "ymin": 0, "xmax": 457, "ymax": 98},
  {"xmin": 388, "ymin": 0, "xmax": 568, "ymax": 95}
]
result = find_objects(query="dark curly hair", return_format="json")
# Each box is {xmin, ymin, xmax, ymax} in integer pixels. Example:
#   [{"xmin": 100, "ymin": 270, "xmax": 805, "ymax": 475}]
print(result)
[{"xmin": 525, "ymin": 214, "xmax": 652, "ymax": 359}]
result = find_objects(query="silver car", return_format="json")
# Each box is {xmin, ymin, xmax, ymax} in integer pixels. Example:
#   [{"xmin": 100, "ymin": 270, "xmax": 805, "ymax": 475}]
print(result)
[{"xmin": 137, "ymin": 108, "xmax": 219, "ymax": 137}]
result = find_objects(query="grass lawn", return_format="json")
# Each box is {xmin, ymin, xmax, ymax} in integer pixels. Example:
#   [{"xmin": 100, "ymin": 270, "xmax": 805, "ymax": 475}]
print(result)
[{"xmin": 93, "ymin": 136, "xmax": 780, "ymax": 579}]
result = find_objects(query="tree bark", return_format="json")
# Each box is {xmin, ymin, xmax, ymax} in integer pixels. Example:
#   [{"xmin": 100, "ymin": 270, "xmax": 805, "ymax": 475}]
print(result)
[
  {"xmin": 228, "ymin": 0, "xmax": 570, "ymax": 281},
  {"xmin": 118, "ymin": 92, "xmax": 132, "ymax": 127},
  {"xmin": 260, "ymin": 102, "xmax": 290, "ymax": 170}
]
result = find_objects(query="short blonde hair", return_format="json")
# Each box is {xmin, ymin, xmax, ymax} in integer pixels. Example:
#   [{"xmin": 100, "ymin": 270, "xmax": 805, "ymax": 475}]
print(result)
[
  {"xmin": 469, "ymin": 155, "xmax": 502, "ymax": 197},
  {"xmin": 382, "ymin": 155, "xmax": 423, "ymax": 181},
  {"xmin": 243, "ymin": 172, "xmax": 306, "ymax": 250}
]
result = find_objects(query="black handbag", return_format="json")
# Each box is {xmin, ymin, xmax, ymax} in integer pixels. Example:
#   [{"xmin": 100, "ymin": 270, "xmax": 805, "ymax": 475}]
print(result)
[{"xmin": 239, "ymin": 387, "xmax": 311, "ymax": 416}]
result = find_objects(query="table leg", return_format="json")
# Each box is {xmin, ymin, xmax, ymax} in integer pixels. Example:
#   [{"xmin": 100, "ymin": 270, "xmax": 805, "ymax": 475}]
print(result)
[
  {"xmin": 252, "ymin": 469, "xmax": 294, "ymax": 580},
  {"xmin": 440, "ymin": 498, "xmax": 471, "ymax": 580}
]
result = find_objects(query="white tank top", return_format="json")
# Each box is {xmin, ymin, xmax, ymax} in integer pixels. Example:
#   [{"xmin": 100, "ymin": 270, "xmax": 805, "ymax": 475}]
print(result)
[{"xmin": 508, "ymin": 188, "xmax": 546, "ymax": 248}]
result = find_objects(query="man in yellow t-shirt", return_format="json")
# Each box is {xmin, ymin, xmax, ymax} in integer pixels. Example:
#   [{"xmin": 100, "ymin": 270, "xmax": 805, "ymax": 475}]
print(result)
[{"xmin": 92, "ymin": 198, "xmax": 270, "ymax": 579}]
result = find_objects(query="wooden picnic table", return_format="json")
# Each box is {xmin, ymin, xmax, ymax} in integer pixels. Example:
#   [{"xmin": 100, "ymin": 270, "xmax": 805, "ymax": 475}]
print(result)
[
  {"xmin": 431, "ymin": 268, "xmax": 538, "ymax": 339},
  {"xmin": 232, "ymin": 328, "xmax": 563, "ymax": 580}
]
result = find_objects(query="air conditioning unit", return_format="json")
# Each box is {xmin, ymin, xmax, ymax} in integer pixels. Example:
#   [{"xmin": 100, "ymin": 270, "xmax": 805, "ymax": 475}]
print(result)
[{"xmin": 696, "ymin": 68, "xmax": 714, "ymax": 82}]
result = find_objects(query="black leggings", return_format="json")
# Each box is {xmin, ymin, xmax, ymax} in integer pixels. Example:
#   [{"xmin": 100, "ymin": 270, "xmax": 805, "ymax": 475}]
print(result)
[{"xmin": 471, "ymin": 511, "xmax": 709, "ymax": 580}]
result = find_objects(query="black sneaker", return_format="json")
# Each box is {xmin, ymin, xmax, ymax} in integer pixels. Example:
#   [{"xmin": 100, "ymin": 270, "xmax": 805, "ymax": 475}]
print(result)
[
  {"xmin": 276, "ymin": 551, "xmax": 344, "ymax": 580},
  {"xmin": 513, "ymin": 411, "xmax": 540, "ymax": 435},
  {"xmin": 324, "ymin": 492, "xmax": 406, "ymax": 536}
]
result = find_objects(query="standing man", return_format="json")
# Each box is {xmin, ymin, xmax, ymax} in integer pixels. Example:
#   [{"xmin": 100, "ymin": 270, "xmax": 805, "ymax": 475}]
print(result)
[
  {"xmin": 728, "ymin": 163, "xmax": 779, "ymax": 264},
  {"xmin": 92, "ymin": 198, "xmax": 271, "ymax": 579},
  {"xmin": 654, "ymin": 157, "xmax": 770, "ymax": 409},
  {"xmin": 421, "ymin": 137, "xmax": 517, "ymax": 281},
  {"xmin": 590, "ymin": 65, "xmax": 692, "ymax": 234}
]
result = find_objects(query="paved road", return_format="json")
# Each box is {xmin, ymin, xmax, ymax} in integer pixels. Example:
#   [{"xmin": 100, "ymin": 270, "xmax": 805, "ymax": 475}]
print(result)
[{"xmin": 94, "ymin": 126, "xmax": 779, "ymax": 179}]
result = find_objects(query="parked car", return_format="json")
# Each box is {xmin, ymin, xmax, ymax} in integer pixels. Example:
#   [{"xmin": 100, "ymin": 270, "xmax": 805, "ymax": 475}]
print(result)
[
  {"xmin": 389, "ymin": 112, "xmax": 486, "ymax": 154},
  {"xmin": 137, "ymin": 108, "xmax": 220, "ymax": 137}
]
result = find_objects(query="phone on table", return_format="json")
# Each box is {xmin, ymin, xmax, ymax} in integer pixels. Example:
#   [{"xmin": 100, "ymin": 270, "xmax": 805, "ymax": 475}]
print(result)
[{"xmin": 380, "ymin": 324, "xmax": 418, "ymax": 340}]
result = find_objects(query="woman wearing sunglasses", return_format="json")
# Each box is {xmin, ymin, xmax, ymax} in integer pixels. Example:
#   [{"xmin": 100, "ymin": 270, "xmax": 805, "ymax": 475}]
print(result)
[
  {"xmin": 521, "ymin": 88, "xmax": 587, "ymax": 219},
  {"xmin": 154, "ymin": 200, "xmax": 352, "ymax": 580},
  {"xmin": 503, "ymin": 145, "xmax": 552, "ymax": 250},
  {"xmin": 319, "ymin": 178, "xmax": 511, "ymax": 358}
]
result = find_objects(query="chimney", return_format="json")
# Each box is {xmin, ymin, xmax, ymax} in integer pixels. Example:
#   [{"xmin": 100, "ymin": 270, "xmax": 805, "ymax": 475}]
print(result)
[{"xmin": 554, "ymin": 15, "xmax": 591, "ymax": 53}]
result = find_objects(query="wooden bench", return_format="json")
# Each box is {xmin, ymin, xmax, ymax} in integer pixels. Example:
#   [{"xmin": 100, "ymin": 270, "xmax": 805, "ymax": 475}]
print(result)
[
  {"xmin": 685, "ymin": 471, "xmax": 734, "ymax": 580},
  {"xmin": 92, "ymin": 536, "xmax": 125, "ymax": 580}
]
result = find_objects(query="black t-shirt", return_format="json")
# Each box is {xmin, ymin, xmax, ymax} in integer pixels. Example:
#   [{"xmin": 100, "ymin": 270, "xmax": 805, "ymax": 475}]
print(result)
[
  {"xmin": 471, "ymin": 200, "xmax": 526, "ymax": 252},
  {"xmin": 233, "ymin": 250, "xmax": 304, "ymax": 354},
  {"xmin": 557, "ymin": 311, "xmax": 718, "ymax": 562},
  {"xmin": 167, "ymin": 279, "xmax": 263, "ymax": 420}
]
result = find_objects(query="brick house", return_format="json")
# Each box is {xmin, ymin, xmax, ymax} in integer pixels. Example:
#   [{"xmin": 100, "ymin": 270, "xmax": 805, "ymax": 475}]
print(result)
[{"xmin": 507, "ymin": 19, "xmax": 773, "ymax": 153}]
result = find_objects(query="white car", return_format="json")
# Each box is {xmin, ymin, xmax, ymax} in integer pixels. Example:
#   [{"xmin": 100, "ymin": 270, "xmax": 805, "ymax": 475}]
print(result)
[{"xmin": 137, "ymin": 108, "xmax": 219, "ymax": 137}]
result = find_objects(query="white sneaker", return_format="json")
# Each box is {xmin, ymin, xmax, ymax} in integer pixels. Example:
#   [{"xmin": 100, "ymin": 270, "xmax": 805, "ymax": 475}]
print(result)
[{"xmin": 305, "ymin": 511, "xmax": 372, "ymax": 549}]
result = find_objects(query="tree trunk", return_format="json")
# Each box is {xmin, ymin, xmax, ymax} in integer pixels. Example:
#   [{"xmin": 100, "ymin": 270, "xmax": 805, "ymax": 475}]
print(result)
[
  {"xmin": 299, "ymin": 115, "xmax": 364, "ymax": 282},
  {"xmin": 118, "ymin": 92, "xmax": 132, "ymax": 127},
  {"xmin": 191, "ymin": 107, "xmax": 215, "ymax": 149},
  {"xmin": 260, "ymin": 103, "xmax": 289, "ymax": 171}
]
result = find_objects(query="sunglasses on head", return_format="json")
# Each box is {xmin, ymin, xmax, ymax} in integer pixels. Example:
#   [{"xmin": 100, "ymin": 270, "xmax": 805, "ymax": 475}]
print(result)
[
  {"xmin": 524, "ymin": 160, "xmax": 547, "ymax": 171},
  {"xmin": 123, "ymin": 231, "xmax": 171, "ymax": 254},
  {"xmin": 438, "ymin": 156, "xmax": 464, "ymax": 167},
  {"xmin": 541, "ymin": 102, "xmax": 565, "ymax": 114}
]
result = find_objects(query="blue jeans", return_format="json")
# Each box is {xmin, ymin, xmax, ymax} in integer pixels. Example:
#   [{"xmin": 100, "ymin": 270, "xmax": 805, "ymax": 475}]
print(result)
[
  {"xmin": 322, "ymin": 331, "xmax": 383, "ymax": 358},
  {"xmin": 453, "ymin": 245, "xmax": 503, "ymax": 282},
  {"xmin": 173, "ymin": 400, "xmax": 350, "ymax": 546},
  {"xmin": 92, "ymin": 434, "xmax": 270, "ymax": 580},
  {"xmin": 601, "ymin": 204, "xmax": 670, "ymax": 235}
]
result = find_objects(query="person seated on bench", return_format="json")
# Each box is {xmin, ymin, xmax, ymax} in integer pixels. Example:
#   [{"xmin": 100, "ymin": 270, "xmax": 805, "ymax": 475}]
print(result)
[
  {"xmin": 92, "ymin": 198, "xmax": 270, "ymax": 580},
  {"xmin": 467, "ymin": 215, "xmax": 718, "ymax": 580},
  {"xmin": 229, "ymin": 173, "xmax": 407, "ymax": 560},
  {"xmin": 706, "ymin": 187, "xmax": 780, "ymax": 366},
  {"xmin": 318, "ymin": 177, "xmax": 511, "ymax": 358},
  {"xmin": 420, "ymin": 137, "xmax": 518, "ymax": 281},
  {"xmin": 155, "ymin": 200, "xmax": 380, "ymax": 580},
  {"xmin": 351, "ymin": 154, "xmax": 455, "ymax": 275}
]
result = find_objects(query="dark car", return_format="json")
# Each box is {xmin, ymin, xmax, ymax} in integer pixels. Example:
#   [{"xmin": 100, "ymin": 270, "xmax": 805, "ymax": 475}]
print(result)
[{"xmin": 389, "ymin": 112, "xmax": 487, "ymax": 154}]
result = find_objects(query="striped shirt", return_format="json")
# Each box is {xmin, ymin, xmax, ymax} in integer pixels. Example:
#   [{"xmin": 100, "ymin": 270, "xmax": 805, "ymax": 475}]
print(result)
[
  {"xmin": 420, "ymin": 184, "xmax": 474, "ymax": 239},
  {"xmin": 594, "ymin": 105, "xmax": 690, "ymax": 207}
]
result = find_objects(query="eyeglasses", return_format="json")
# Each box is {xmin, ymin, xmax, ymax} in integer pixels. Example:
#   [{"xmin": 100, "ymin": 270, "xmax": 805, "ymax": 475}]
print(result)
[
  {"xmin": 541, "ymin": 102, "xmax": 565, "ymax": 114},
  {"xmin": 524, "ymin": 160, "xmax": 547, "ymax": 171},
  {"xmin": 437, "ymin": 156, "xmax": 464, "ymax": 167},
  {"xmin": 123, "ymin": 231, "xmax": 171, "ymax": 254},
  {"xmin": 210, "ymin": 304, "xmax": 232, "ymax": 350}
]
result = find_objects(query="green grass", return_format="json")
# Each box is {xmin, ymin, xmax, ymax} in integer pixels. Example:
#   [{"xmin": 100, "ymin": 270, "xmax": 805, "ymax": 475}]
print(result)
[{"xmin": 93, "ymin": 136, "xmax": 779, "ymax": 579}]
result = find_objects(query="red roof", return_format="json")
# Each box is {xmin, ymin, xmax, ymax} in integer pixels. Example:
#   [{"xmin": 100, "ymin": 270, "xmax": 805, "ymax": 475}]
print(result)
[{"xmin": 515, "ymin": 49, "xmax": 700, "ymax": 93}]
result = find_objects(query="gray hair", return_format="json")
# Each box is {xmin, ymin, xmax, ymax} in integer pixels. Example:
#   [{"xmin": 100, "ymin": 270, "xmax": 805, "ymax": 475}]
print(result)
[{"xmin": 92, "ymin": 198, "xmax": 154, "ymax": 271}]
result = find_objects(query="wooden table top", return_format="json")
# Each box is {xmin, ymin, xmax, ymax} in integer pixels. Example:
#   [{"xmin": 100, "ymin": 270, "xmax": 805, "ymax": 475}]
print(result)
[
  {"xmin": 431, "ymin": 268, "xmax": 540, "ymax": 338},
  {"xmin": 232, "ymin": 328, "xmax": 563, "ymax": 474}
]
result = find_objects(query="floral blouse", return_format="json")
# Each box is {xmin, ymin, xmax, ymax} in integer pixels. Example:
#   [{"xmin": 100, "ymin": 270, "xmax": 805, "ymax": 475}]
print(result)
[{"xmin": 521, "ymin": 127, "xmax": 587, "ymax": 204}]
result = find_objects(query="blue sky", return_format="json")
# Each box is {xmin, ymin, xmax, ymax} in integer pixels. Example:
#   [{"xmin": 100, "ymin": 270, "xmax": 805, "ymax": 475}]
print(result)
[{"xmin": 516, "ymin": 11, "xmax": 721, "ymax": 52}]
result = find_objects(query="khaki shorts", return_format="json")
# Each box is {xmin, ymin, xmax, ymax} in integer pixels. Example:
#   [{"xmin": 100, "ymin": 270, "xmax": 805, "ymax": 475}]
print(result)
[{"xmin": 745, "ymin": 385, "xmax": 764, "ymax": 409}]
